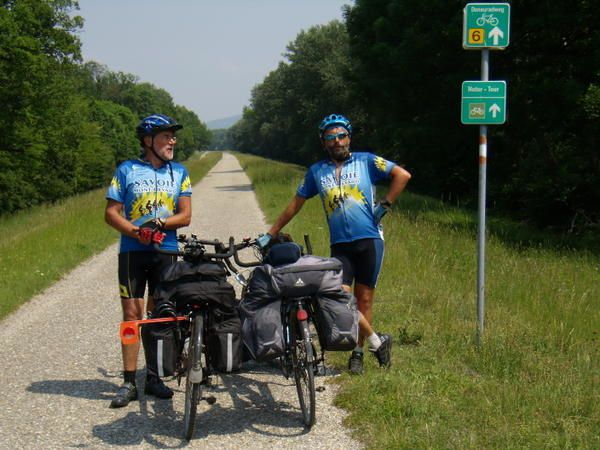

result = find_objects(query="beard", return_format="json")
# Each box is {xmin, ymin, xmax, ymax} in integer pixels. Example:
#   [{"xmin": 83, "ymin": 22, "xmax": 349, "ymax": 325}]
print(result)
[{"xmin": 327, "ymin": 145, "xmax": 350, "ymax": 162}]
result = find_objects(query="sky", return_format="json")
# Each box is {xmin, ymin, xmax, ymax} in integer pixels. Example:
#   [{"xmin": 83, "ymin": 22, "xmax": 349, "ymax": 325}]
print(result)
[{"xmin": 76, "ymin": 0, "xmax": 351, "ymax": 123}]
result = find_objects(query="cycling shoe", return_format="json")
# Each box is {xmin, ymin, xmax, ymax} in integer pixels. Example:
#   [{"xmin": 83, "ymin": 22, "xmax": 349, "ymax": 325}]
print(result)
[
  {"xmin": 110, "ymin": 382, "xmax": 138, "ymax": 408},
  {"xmin": 144, "ymin": 377, "xmax": 174, "ymax": 399}
]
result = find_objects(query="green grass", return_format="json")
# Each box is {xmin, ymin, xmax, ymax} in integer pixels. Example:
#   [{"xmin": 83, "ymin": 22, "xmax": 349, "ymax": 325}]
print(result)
[
  {"xmin": 0, "ymin": 151, "xmax": 221, "ymax": 319},
  {"xmin": 235, "ymin": 152, "xmax": 599, "ymax": 449}
]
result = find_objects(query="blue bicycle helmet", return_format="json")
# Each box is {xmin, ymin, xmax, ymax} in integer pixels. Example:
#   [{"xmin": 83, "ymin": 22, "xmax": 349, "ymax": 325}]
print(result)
[
  {"xmin": 318, "ymin": 114, "xmax": 352, "ymax": 137},
  {"xmin": 136, "ymin": 114, "xmax": 183, "ymax": 139}
]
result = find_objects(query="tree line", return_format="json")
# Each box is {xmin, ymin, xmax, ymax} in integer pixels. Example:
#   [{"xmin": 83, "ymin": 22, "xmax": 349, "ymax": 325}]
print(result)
[
  {"xmin": 0, "ymin": 0, "xmax": 211, "ymax": 215},
  {"xmin": 230, "ymin": 0, "xmax": 599, "ymax": 232}
]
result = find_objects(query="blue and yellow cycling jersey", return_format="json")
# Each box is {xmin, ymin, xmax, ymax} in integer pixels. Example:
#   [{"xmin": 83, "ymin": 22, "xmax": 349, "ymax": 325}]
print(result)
[
  {"xmin": 106, "ymin": 159, "xmax": 192, "ymax": 253},
  {"xmin": 297, "ymin": 152, "xmax": 396, "ymax": 245}
]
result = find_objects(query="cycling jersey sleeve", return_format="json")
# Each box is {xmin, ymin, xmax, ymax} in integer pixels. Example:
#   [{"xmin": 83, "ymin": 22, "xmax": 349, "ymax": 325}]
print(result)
[
  {"xmin": 296, "ymin": 167, "xmax": 318, "ymax": 199},
  {"xmin": 179, "ymin": 167, "xmax": 192, "ymax": 197},
  {"xmin": 367, "ymin": 154, "xmax": 396, "ymax": 184},
  {"xmin": 106, "ymin": 164, "xmax": 127, "ymax": 203}
]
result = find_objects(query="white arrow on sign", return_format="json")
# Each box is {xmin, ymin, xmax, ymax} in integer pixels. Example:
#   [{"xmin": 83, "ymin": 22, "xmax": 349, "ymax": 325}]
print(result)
[
  {"xmin": 488, "ymin": 27, "xmax": 504, "ymax": 45},
  {"xmin": 489, "ymin": 103, "xmax": 501, "ymax": 118}
]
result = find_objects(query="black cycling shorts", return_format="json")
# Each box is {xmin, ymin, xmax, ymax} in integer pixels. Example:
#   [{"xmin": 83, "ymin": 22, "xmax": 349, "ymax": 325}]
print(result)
[
  {"xmin": 330, "ymin": 238, "xmax": 385, "ymax": 289},
  {"xmin": 118, "ymin": 251, "xmax": 176, "ymax": 299}
]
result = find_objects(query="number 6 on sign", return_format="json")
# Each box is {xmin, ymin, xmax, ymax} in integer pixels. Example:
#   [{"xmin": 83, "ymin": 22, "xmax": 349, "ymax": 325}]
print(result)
[{"xmin": 469, "ymin": 28, "xmax": 484, "ymax": 44}]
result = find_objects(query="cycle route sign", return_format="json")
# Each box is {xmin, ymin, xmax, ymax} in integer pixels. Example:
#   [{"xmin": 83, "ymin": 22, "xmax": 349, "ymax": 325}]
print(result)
[
  {"xmin": 463, "ymin": 3, "xmax": 510, "ymax": 49},
  {"xmin": 461, "ymin": 81, "xmax": 507, "ymax": 125}
]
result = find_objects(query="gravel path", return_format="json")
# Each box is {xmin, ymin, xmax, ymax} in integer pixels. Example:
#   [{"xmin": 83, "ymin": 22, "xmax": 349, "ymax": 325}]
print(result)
[{"xmin": 0, "ymin": 153, "xmax": 362, "ymax": 449}]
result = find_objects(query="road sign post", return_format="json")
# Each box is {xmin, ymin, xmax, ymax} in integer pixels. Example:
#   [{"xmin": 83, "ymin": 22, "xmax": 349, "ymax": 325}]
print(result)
[
  {"xmin": 461, "ymin": 81, "xmax": 507, "ymax": 125},
  {"xmin": 462, "ymin": 3, "xmax": 510, "ymax": 347},
  {"xmin": 463, "ymin": 3, "xmax": 510, "ymax": 49}
]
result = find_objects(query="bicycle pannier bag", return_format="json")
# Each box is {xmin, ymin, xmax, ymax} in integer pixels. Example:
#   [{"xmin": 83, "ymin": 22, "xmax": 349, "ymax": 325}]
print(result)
[
  {"xmin": 208, "ymin": 309, "xmax": 243, "ymax": 373},
  {"xmin": 241, "ymin": 299, "xmax": 284, "ymax": 361},
  {"xmin": 268, "ymin": 255, "xmax": 343, "ymax": 297},
  {"xmin": 153, "ymin": 260, "xmax": 236, "ymax": 311},
  {"xmin": 315, "ymin": 290, "xmax": 359, "ymax": 351},
  {"xmin": 142, "ymin": 322, "xmax": 181, "ymax": 378}
]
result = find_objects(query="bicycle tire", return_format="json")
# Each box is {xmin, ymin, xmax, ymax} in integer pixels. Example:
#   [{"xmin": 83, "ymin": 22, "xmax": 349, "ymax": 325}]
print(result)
[
  {"xmin": 183, "ymin": 313, "xmax": 203, "ymax": 440},
  {"xmin": 290, "ymin": 308, "xmax": 316, "ymax": 428}
]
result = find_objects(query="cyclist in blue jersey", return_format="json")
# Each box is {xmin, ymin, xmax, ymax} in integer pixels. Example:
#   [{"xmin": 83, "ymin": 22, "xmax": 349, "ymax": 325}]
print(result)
[
  {"xmin": 105, "ymin": 114, "xmax": 192, "ymax": 407},
  {"xmin": 258, "ymin": 114, "xmax": 411, "ymax": 374}
]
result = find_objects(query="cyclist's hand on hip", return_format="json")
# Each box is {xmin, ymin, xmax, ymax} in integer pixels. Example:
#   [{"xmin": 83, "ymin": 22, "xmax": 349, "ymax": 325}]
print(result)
[
  {"xmin": 256, "ymin": 233, "xmax": 272, "ymax": 249},
  {"xmin": 373, "ymin": 201, "xmax": 391, "ymax": 224}
]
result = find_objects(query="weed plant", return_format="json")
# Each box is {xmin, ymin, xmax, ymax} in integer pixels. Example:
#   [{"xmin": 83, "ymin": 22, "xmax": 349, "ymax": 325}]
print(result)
[
  {"xmin": 0, "ymin": 151, "xmax": 221, "ymax": 319},
  {"xmin": 236, "ymin": 152, "xmax": 599, "ymax": 449}
]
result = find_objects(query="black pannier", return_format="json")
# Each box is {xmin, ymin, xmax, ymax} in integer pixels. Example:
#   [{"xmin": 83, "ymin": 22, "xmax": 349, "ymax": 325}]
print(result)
[
  {"xmin": 150, "ymin": 260, "xmax": 242, "ymax": 374},
  {"xmin": 208, "ymin": 308, "xmax": 243, "ymax": 373},
  {"xmin": 142, "ymin": 321, "xmax": 184, "ymax": 378},
  {"xmin": 153, "ymin": 260, "xmax": 236, "ymax": 311}
]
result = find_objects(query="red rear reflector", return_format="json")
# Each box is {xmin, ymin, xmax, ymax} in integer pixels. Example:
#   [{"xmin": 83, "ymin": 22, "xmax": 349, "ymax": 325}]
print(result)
[
  {"xmin": 123, "ymin": 327, "xmax": 136, "ymax": 336},
  {"xmin": 296, "ymin": 309, "xmax": 308, "ymax": 321}
]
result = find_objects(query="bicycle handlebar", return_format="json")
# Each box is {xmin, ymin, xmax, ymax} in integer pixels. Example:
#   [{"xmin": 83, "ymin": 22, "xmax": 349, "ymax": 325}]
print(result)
[{"xmin": 153, "ymin": 234, "xmax": 262, "ymax": 267}]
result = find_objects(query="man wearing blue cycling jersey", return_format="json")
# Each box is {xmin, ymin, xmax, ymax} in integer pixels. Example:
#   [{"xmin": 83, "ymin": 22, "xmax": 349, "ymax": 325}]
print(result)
[
  {"xmin": 259, "ymin": 114, "xmax": 411, "ymax": 374},
  {"xmin": 105, "ymin": 114, "xmax": 192, "ymax": 407}
]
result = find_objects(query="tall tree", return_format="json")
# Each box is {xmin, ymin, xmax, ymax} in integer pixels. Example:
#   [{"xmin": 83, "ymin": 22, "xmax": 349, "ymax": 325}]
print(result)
[
  {"xmin": 234, "ymin": 21, "xmax": 363, "ymax": 165},
  {"xmin": 345, "ymin": 0, "xmax": 600, "ymax": 229}
]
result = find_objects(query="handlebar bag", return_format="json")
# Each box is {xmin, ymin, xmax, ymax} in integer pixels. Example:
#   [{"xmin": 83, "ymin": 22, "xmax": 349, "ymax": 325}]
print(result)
[
  {"xmin": 314, "ymin": 290, "xmax": 359, "ymax": 351},
  {"xmin": 267, "ymin": 255, "xmax": 343, "ymax": 298}
]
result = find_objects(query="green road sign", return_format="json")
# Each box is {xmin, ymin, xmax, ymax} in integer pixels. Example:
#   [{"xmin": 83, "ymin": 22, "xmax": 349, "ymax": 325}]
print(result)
[
  {"xmin": 463, "ymin": 3, "xmax": 510, "ymax": 49},
  {"xmin": 461, "ymin": 81, "xmax": 507, "ymax": 125}
]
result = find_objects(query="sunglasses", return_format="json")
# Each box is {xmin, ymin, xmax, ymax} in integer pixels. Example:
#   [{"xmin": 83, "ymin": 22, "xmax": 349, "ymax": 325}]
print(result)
[{"xmin": 323, "ymin": 132, "xmax": 349, "ymax": 141}]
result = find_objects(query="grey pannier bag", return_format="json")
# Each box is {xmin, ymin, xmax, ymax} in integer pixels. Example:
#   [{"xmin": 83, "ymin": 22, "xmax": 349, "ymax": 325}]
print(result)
[
  {"xmin": 315, "ymin": 290, "xmax": 359, "ymax": 351},
  {"xmin": 241, "ymin": 299, "xmax": 284, "ymax": 361},
  {"xmin": 239, "ymin": 267, "xmax": 285, "ymax": 361},
  {"xmin": 267, "ymin": 255, "xmax": 343, "ymax": 298}
]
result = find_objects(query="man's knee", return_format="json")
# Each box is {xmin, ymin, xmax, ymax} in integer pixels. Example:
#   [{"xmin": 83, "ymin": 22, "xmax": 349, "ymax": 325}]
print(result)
[{"xmin": 122, "ymin": 298, "xmax": 144, "ymax": 321}]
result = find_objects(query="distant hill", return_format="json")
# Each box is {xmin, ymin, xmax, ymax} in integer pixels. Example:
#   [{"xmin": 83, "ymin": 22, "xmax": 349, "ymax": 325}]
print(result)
[{"xmin": 206, "ymin": 114, "xmax": 242, "ymax": 130}]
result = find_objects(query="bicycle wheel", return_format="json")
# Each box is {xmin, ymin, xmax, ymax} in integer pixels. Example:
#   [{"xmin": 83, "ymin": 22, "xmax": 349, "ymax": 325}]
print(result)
[
  {"xmin": 290, "ymin": 308, "xmax": 316, "ymax": 428},
  {"xmin": 183, "ymin": 313, "xmax": 203, "ymax": 440}
]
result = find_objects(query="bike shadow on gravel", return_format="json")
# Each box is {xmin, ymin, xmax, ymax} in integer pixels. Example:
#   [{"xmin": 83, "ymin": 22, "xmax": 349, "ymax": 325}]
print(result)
[{"xmin": 91, "ymin": 362, "xmax": 312, "ymax": 446}]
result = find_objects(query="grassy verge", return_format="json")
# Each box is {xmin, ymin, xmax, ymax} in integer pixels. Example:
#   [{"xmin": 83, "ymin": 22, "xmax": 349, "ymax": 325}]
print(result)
[
  {"xmin": 0, "ymin": 151, "xmax": 221, "ymax": 319},
  {"xmin": 235, "ymin": 152, "xmax": 599, "ymax": 449}
]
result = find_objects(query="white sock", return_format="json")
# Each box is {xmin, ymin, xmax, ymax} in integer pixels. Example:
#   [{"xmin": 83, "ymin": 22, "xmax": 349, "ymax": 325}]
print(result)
[
  {"xmin": 353, "ymin": 346, "xmax": 363, "ymax": 353},
  {"xmin": 367, "ymin": 333, "xmax": 382, "ymax": 351}
]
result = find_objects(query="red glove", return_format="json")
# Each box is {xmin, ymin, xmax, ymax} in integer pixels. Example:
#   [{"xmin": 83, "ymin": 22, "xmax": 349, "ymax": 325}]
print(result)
[{"xmin": 139, "ymin": 219, "xmax": 166, "ymax": 245}]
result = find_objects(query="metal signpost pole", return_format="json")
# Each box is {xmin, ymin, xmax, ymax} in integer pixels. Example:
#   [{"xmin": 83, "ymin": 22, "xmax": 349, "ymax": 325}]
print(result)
[
  {"xmin": 477, "ymin": 49, "xmax": 489, "ymax": 346},
  {"xmin": 462, "ymin": 3, "xmax": 510, "ymax": 347}
]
